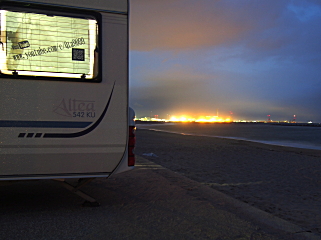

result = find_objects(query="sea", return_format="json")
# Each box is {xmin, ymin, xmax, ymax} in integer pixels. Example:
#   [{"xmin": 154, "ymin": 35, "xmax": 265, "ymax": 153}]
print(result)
[{"xmin": 137, "ymin": 122, "xmax": 321, "ymax": 151}]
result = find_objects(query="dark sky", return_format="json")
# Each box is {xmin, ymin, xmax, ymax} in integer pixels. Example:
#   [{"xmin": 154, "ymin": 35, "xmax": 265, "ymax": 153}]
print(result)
[{"xmin": 129, "ymin": 0, "xmax": 321, "ymax": 122}]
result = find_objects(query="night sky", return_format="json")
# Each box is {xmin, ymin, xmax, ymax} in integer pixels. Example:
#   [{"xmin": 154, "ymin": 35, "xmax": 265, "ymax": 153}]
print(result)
[{"xmin": 129, "ymin": 0, "xmax": 321, "ymax": 122}]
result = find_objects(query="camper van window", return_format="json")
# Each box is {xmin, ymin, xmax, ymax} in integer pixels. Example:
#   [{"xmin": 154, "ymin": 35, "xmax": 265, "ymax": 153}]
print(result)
[{"xmin": 0, "ymin": 8, "xmax": 99, "ymax": 80}]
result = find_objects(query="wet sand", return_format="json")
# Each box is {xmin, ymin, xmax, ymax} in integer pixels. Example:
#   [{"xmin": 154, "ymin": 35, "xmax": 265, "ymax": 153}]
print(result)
[{"xmin": 135, "ymin": 127, "xmax": 321, "ymax": 236}]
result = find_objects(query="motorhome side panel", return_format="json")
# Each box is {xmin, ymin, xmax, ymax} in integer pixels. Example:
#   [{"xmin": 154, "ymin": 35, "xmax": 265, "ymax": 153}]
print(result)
[{"xmin": 0, "ymin": 0, "xmax": 129, "ymax": 179}]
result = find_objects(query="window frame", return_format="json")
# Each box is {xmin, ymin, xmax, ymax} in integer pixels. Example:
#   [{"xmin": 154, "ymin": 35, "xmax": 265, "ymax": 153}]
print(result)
[{"xmin": 0, "ymin": 1, "xmax": 102, "ymax": 82}]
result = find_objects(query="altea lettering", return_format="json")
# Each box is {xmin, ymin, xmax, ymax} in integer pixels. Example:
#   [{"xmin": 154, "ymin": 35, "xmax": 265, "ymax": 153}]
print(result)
[{"xmin": 53, "ymin": 98, "xmax": 95, "ymax": 118}]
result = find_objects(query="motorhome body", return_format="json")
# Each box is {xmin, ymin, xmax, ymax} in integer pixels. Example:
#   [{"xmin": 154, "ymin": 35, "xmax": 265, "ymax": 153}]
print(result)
[{"xmin": 0, "ymin": 0, "xmax": 134, "ymax": 184}]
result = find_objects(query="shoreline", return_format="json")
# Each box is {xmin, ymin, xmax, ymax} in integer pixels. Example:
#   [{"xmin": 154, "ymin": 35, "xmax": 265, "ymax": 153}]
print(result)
[{"xmin": 136, "ymin": 124, "xmax": 321, "ymax": 156}]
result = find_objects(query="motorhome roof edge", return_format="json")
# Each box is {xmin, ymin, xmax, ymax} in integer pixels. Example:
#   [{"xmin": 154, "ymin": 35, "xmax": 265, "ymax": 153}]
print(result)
[{"xmin": 2, "ymin": 0, "xmax": 128, "ymax": 14}]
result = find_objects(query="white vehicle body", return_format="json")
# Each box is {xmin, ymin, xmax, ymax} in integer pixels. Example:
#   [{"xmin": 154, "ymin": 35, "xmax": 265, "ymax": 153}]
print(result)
[{"xmin": 0, "ymin": 0, "xmax": 134, "ymax": 181}]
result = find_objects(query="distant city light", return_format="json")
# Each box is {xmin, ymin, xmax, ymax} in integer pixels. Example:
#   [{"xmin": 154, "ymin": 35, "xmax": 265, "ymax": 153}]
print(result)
[
  {"xmin": 136, "ymin": 115, "xmax": 232, "ymax": 123},
  {"xmin": 134, "ymin": 113, "xmax": 314, "ymax": 124}
]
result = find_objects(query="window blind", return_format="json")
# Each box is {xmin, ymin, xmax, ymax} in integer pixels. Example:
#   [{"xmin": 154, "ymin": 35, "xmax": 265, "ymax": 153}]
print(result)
[{"xmin": 0, "ymin": 10, "xmax": 97, "ymax": 79}]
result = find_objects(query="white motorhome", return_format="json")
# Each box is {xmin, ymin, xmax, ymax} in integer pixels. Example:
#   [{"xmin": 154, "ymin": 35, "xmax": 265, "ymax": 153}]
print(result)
[{"xmin": 0, "ymin": 0, "xmax": 134, "ymax": 204}]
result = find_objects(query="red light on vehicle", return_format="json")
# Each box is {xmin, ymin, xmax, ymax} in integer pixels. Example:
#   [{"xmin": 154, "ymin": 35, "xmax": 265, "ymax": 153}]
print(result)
[{"xmin": 128, "ymin": 126, "xmax": 136, "ymax": 166}]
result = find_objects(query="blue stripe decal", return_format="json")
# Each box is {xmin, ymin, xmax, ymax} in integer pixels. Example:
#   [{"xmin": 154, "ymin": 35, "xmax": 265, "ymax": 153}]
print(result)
[
  {"xmin": 0, "ymin": 121, "xmax": 92, "ymax": 128},
  {"xmin": 43, "ymin": 83, "xmax": 115, "ymax": 138}
]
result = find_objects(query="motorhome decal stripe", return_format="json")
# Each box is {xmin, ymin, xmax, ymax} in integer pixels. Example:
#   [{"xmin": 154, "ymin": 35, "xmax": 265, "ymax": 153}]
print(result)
[
  {"xmin": 0, "ymin": 121, "xmax": 92, "ymax": 128},
  {"xmin": 43, "ymin": 83, "xmax": 115, "ymax": 138}
]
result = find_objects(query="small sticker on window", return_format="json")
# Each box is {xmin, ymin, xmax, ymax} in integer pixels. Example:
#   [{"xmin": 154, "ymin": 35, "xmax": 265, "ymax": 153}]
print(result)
[
  {"xmin": 18, "ymin": 40, "xmax": 30, "ymax": 49},
  {"xmin": 72, "ymin": 48, "xmax": 85, "ymax": 61},
  {"xmin": 12, "ymin": 40, "xmax": 30, "ymax": 50}
]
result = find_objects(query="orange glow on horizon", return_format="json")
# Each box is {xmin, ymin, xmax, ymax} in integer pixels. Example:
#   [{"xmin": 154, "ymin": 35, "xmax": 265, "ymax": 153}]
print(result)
[{"xmin": 169, "ymin": 115, "xmax": 232, "ymax": 123}]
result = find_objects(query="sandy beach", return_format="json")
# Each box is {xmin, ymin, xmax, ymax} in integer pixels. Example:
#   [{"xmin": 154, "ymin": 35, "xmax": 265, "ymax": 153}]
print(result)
[{"xmin": 135, "ymin": 127, "xmax": 321, "ymax": 236}]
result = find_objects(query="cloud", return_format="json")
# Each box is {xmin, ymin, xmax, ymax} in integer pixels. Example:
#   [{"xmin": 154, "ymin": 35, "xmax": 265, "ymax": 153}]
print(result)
[
  {"xmin": 130, "ymin": 65, "xmax": 216, "ymax": 116},
  {"xmin": 129, "ymin": 0, "xmax": 321, "ymax": 121},
  {"xmin": 130, "ymin": 0, "xmax": 258, "ymax": 51},
  {"xmin": 131, "ymin": 0, "xmax": 321, "ymax": 60},
  {"xmin": 288, "ymin": 0, "xmax": 321, "ymax": 22}
]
